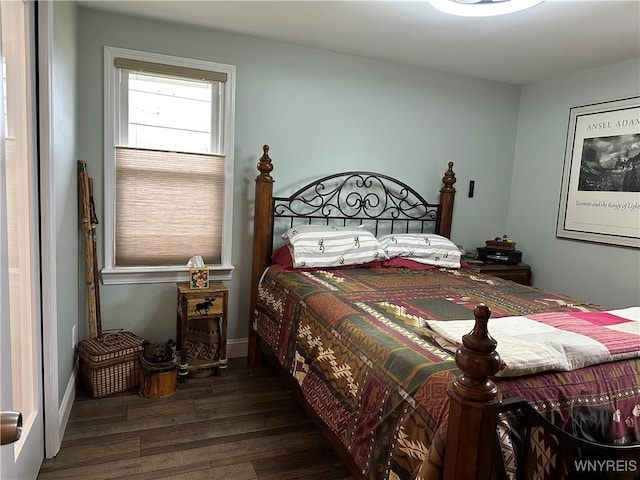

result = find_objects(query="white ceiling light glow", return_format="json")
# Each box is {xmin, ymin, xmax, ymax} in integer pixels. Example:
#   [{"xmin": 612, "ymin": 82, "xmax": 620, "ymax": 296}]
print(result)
[{"xmin": 430, "ymin": 0, "xmax": 545, "ymax": 17}]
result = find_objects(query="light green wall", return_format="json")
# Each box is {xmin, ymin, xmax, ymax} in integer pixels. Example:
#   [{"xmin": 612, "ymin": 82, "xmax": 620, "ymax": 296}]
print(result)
[
  {"xmin": 508, "ymin": 58, "xmax": 640, "ymax": 308},
  {"xmin": 76, "ymin": 7, "xmax": 522, "ymax": 344},
  {"xmin": 52, "ymin": 0, "xmax": 78, "ymax": 403}
]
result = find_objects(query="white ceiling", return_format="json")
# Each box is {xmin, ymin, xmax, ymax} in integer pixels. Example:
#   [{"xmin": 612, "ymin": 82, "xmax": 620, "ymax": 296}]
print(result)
[{"xmin": 78, "ymin": 0, "xmax": 640, "ymax": 85}]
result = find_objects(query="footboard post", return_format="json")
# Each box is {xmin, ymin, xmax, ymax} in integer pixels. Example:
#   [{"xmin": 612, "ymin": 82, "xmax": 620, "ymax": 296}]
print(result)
[
  {"xmin": 248, "ymin": 145, "xmax": 275, "ymax": 366},
  {"xmin": 444, "ymin": 304, "xmax": 501, "ymax": 480}
]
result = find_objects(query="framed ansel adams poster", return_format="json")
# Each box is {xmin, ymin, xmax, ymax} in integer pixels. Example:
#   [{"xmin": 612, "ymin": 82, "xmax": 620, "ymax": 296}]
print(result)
[{"xmin": 556, "ymin": 97, "xmax": 640, "ymax": 248}]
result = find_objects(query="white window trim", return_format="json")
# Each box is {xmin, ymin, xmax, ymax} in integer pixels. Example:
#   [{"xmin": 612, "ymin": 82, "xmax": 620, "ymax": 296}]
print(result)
[{"xmin": 102, "ymin": 46, "xmax": 235, "ymax": 285}]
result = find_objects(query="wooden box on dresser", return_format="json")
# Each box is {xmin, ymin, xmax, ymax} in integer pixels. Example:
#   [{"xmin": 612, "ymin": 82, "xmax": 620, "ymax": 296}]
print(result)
[
  {"xmin": 469, "ymin": 262, "xmax": 532, "ymax": 286},
  {"xmin": 176, "ymin": 281, "xmax": 228, "ymax": 380}
]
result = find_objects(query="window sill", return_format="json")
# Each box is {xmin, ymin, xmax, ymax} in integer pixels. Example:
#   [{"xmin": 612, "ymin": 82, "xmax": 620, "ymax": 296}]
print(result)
[{"xmin": 100, "ymin": 265, "xmax": 234, "ymax": 285}]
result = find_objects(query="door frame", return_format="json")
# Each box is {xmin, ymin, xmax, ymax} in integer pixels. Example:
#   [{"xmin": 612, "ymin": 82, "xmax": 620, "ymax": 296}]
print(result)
[{"xmin": 37, "ymin": 0, "xmax": 72, "ymax": 458}]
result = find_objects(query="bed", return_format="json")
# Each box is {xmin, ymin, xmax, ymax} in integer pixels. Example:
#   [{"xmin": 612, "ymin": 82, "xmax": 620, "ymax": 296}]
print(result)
[{"xmin": 247, "ymin": 145, "xmax": 640, "ymax": 480}]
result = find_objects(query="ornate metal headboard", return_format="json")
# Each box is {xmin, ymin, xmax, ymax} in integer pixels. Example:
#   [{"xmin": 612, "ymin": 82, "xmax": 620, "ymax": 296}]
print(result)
[{"xmin": 271, "ymin": 171, "xmax": 442, "ymax": 244}]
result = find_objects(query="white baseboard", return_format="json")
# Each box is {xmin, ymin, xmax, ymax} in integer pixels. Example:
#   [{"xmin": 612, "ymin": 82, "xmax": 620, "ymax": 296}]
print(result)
[
  {"xmin": 57, "ymin": 358, "xmax": 77, "ymax": 448},
  {"xmin": 226, "ymin": 337, "xmax": 248, "ymax": 358}
]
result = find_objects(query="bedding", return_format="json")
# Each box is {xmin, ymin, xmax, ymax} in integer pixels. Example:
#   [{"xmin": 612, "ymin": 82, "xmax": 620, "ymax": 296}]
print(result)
[
  {"xmin": 281, "ymin": 224, "xmax": 389, "ymax": 268},
  {"xmin": 253, "ymin": 264, "xmax": 640, "ymax": 480},
  {"xmin": 272, "ymin": 245, "xmax": 384, "ymax": 271},
  {"xmin": 378, "ymin": 233, "xmax": 461, "ymax": 268},
  {"xmin": 427, "ymin": 307, "xmax": 640, "ymax": 376}
]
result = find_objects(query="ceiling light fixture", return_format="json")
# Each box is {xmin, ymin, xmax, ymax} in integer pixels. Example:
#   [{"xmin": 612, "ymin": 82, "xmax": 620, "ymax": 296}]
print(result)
[{"xmin": 430, "ymin": 0, "xmax": 545, "ymax": 17}]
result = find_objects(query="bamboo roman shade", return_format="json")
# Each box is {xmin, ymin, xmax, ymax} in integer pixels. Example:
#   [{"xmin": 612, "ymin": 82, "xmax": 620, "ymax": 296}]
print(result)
[{"xmin": 115, "ymin": 147, "xmax": 225, "ymax": 266}]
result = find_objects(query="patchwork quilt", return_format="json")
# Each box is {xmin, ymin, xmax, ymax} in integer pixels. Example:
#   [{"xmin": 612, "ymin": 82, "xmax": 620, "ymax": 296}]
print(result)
[
  {"xmin": 427, "ymin": 307, "xmax": 640, "ymax": 376},
  {"xmin": 253, "ymin": 265, "xmax": 640, "ymax": 480}
]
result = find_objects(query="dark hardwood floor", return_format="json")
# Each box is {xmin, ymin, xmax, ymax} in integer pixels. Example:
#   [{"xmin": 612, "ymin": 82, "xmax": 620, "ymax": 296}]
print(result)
[{"xmin": 38, "ymin": 358, "xmax": 353, "ymax": 480}]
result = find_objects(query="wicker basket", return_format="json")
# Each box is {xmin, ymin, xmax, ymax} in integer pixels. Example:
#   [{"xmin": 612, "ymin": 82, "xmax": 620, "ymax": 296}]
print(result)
[{"xmin": 78, "ymin": 331, "xmax": 145, "ymax": 398}]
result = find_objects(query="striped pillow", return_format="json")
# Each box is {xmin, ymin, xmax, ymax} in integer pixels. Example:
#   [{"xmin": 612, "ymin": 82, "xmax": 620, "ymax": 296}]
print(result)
[
  {"xmin": 378, "ymin": 233, "xmax": 461, "ymax": 268},
  {"xmin": 282, "ymin": 225, "xmax": 388, "ymax": 268}
]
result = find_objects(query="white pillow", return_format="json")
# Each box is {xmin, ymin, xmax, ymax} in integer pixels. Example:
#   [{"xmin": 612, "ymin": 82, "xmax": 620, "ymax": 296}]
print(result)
[
  {"xmin": 378, "ymin": 233, "xmax": 461, "ymax": 268},
  {"xmin": 282, "ymin": 225, "xmax": 388, "ymax": 268}
]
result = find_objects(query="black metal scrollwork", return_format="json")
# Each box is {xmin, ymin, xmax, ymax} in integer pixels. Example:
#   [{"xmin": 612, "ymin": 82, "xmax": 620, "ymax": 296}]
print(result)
[{"xmin": 273, "ymin": 171, "xmax": 440, "ymax": 236}]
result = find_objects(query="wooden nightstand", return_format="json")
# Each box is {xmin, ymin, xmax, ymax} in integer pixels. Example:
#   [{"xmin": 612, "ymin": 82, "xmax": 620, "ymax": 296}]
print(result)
[
  {"xmin": 176, "ymin": 281, "xmax": 228, "ymax": 381},
  {"xmin": 469, "ymin": 262, "xmax": 532, "ymax": 286}
]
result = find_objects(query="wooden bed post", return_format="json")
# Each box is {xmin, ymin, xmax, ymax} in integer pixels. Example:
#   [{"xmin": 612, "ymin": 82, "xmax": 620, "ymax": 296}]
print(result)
[
  {"xmin": 248, "ymin": 145, "xmax": 275, "ymax": 366},
  {"xmin": 443, "ymin": 304, "xmax": 502, "ymax": 480},
  {"xmin": 438, "ymin": 162, "xmax": 456, "ymax": 239}
]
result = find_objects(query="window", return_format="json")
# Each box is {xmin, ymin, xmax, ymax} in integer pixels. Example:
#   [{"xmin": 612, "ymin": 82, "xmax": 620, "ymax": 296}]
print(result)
[{"xmin": 103, "ymin": 47, "xmax": 235, "ymax": 284}]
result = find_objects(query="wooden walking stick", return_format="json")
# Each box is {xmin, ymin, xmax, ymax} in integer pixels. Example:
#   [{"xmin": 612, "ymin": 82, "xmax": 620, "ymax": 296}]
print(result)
[
  {"xmin": 89, "ymin": 177, "xmax": 102, "ymax": 336},
  {"xmin": 78, "ymin": 161, "xmax": 99, "ymax": 339}
]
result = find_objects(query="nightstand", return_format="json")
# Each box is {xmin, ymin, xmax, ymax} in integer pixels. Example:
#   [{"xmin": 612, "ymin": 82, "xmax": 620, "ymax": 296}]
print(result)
[
  {"xmin": 176, "ymin": 281, "xmax": 228, "ymax": 381},
  {"xmin": 469, "ymin": 262, "xmax": 532, "ymax": 286}
]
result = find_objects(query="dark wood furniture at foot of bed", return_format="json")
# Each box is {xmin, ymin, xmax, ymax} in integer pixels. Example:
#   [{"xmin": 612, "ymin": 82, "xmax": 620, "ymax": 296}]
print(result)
[{"xmin": 248, "ymin": 145, "xmax": 640, "ymax": 480}]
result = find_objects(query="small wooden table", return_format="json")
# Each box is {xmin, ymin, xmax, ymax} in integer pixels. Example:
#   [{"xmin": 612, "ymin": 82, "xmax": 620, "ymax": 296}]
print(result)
[{"xmin": 176, "ymin": 281, "xmax": 228, "ymax": 381}]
